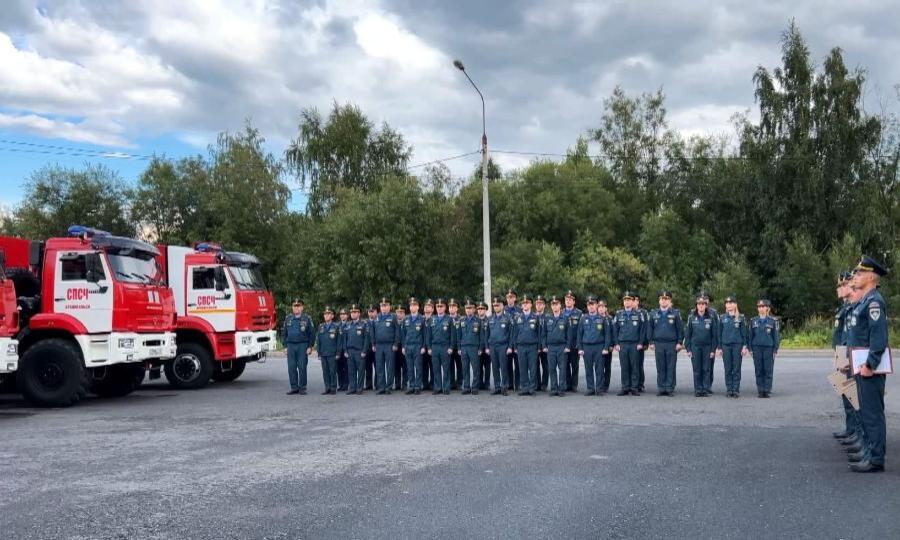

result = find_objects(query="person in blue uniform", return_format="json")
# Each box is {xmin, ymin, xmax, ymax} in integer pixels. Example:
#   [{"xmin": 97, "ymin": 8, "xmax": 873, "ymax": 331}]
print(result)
[
  {"xmin": 597, "ymin": 299, "xmax": 614, "ymax": 394},
  {"xmin": 458, "ymin": 299, "xmax": 485, "ymax": 395},
  {"xmin": 427, "ymin": 298, "xmax": 456, "ymax": 395},
  {"xmin": 634, "ymin": 293, "xmax": 650, "ymax": 393},
  {"xmin": 448, "ymin": 299, "xmax": 462, "ymax": 390},
  {"xmin": 699, "ymin": 291, "xmax": 721, "ymax": 392},
  {"xmin": 748, "ymin": 298, "xmax": 780, "ymax": 398},
  {"xmin": 534, "ymin": 295, "xmax": 549, "ymax": 391},
  {"xmin": 336, "ymin": 308, "xmax": 350, "ymax": 392},
  {"xmin": 283, "ymin": 298, "xmax": 314, "ymax": 395},
  {"xmin": 315, "ymin": 306, "xmax": 341, "ymax": 395},
  {"xmin": 846, "ymin": 256, "xmax": 889, "ymax": 473},
  {"xmin": 372, "ymin": 297, "xmax": 400, "ymax": 394},
  {"xmin": 504, "ymin": 289, "xmax": 521, "ymax": 390},
  {"xmin": 543, "ymin": 295, "xmax": 572, "ymax": 396},
  {"xmin": 684, "ymin": 295, "xmax": 718, "ymax": 397},
  {"xmin": 477, "ymin": 302, "xmax": 491, "ymax": 390},
  {"xmin": 513, "ymin": 294, "xmax": 541, "ymax": 396},
  {"xmin": 422, "ymin": 299, "xmax": 435, "ymax": 391},
  {"xmin": 343, "ymin": 304, "xmax": 370, "ymax": 394},
  {"xmin": 578, "ymin": 295, "xmax": 611, "ymax": 396},
  {"xmin": 613, "ymin": 291, "xmax": 645, "ymax": 396},
  {"xmin": 831, "ymin": 272, "xmax": 859, "ymax": 439},
  {"xmin": 394, "ymin": 304, "xmax": 408, "ymax": 391},
  {"xmin": 718, "ymin": 296, "xmax": 749, "ymax": 398},
  {"xmin": 401, "ymin": 297, "xmax": 426, "ymax": 395},
  {"xmin": 563, "ymin": 290, "xmax": 583, "ymax": 392},
  {"xmin": 648, "ymin": 289, "xmax": 683, "ymax": 396},
  {"xmin": 364, "ymin": 304, "xmax": 378, "ymax": 390},
  {"xmin": 487, "ymin": 296, "xmax": 514, "ymax": 395}
]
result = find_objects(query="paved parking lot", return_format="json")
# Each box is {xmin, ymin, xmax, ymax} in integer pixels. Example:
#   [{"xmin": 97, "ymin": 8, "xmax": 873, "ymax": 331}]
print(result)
[{"xmin": 1, "ymin": 351, "xmax": 897, "ymax": 539}]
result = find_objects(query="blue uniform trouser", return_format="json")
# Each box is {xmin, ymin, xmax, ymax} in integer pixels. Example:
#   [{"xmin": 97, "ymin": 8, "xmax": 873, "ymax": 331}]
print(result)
[
  {"xmin": 422, "ymin": 352, "xmax": 432, "ymax": 390},
  {"xmin": 653, "ymin": 342, "xmax": 677, "ymax": 392},
  {"xmin": 752, "ymin": 346, "xmax": 775, "ymax": 393},
  {"xmin": 517, "ymin": 346, "xmax": 538, "ymax": 392},
  {"xmin": 721, "ymin": 344, "xmax": 742, "ymax": 393},
  {"xmin": 460, "ymin": 346, "xmax": 480, "ymax": 391},
  {"xmin": 618, "ymin": 343, "xmax": 640, "ymax": 391},
  {"xmin": 320, "ymin": 354, "xmax": 336, "ymax": 390},
  {"xmin": 638, "ymin": 348, "xmax": 646, "ymax": 389},
  {"xmin": 347, "ymin": 349, "xmax": 365, "ymax": 391},
  {"xmin": 567, "ymin": 349, "xmax": 580, "ymax": 390},
  {"xmin": 547, "ymin": 345, "xmax": 568, "ymax": 392},
  {"xmin": 374, "ymin": 344, "xmax": 395, "ymax": 391},
  {"xmin": 336, "ymin": 353, "xmax": 348, "ymax": 390},
  {"xmin": 286, "ymin": 344, "xmax": 309, "ymax": 391},
  {"xmin": 364, "ymin": 350, "xmax": 375, "ymax": 389},
  {"xmin": 405, "ymin": 347, "xmax": 423, "ymax": 390},
  {"xmin": 507, "ymin": 351, "xmax": 518, "ymax": 390},
  {"xmin": 431, "ymin": 347, "xmax": 451, "ymax": 392},
  {"xmin": 490, "ymin": 345, "xmax": 509, "ymax": 390},
  {"xmin": 600, "ymin": 351, "xmax": 613, "ymax": 392},
  {"xmin": 857, "ymin": 374, "xmax": 886, "ymax": 465},
  {"xmin": 582, "ymin": 345, "xmax": 603, "ymax": 392},
  {"xmin": 841, "ymin": 371, "xmax": 861, "ymax": 435},
  {"xmin": 394, "ymin": 351, "xmax": 406, "ymax": 389},
  {"xmin": 690, "ymin": 345, "xmax": 713, "ymax": 393}
]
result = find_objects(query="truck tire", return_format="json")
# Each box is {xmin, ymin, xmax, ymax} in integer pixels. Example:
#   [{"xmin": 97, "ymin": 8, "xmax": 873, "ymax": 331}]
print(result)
[
  {"xmin": 91, "ymin": 364, "xmax": 145, "ymax": 398},
  {"xmin": 164, "ymin": 342, "xmax": 213, "ymax": 389},
  {"xmin": 17, "ymin": 339, "xmax": 89, "ymax": 407},
  {"xmin": 211, "ymin": 358, "xmax": 246, "ymax": 382}
]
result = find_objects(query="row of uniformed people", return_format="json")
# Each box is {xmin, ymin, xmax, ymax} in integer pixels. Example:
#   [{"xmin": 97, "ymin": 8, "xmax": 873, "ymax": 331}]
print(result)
[
  {"xmin": 830, "ymin": 256, "xmax": 890, "ymax": 473},
  {"xmin": 284, "ymin": 288, "xmax": 782, "ymax": 398}
]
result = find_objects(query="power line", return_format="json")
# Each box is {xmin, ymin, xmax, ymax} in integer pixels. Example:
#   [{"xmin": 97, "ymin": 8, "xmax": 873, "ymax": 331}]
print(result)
[
  {"xmin": 407, "ymin": 150, "xmax": 480, "ymax": 169},
  {"xmin": 0, "ymin": 138, "xmax": 154, "ymax": 160}
]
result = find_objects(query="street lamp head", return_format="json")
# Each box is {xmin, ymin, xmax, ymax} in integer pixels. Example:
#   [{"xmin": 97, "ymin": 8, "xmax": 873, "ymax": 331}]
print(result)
[{"xmin": 453, "ymin": 59, "xmax": 465, "ymax": 71}]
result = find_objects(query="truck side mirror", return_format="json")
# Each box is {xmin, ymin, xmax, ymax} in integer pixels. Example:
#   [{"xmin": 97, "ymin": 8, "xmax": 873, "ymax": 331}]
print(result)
[{"xmin": 85, "ymin": 253, "xmax": 103, "ymax": 283}]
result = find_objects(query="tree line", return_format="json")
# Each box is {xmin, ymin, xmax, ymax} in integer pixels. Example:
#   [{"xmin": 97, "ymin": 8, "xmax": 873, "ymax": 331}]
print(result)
[{"xmin": 2, "ymin": 23, "xmax": 898, "ymax": 333}]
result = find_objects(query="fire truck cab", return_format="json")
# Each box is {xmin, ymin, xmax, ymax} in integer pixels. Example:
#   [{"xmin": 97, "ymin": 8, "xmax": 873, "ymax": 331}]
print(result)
[
  {"xmin": 157, "ymin": 243, "xmax": 276, "ymax": 389},
  {"xmin": 0, "ymin": 226, "xmax": 177, "ymax": 406}
]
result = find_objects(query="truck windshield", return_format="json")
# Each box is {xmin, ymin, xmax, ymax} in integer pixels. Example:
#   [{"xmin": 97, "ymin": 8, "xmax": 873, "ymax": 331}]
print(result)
[
  {"xmin": 228, "ymin": 265, "xmax": 266, "ymax": 290},
  {"xmin": 107, "ymin": 253, "xmax": 165, "ymax": 286}
]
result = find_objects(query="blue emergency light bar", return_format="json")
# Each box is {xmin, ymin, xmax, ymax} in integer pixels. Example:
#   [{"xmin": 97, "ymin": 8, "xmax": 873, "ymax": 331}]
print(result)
[
  {"xmin": 68, "ymin": 225, "xmax": 110, "ymax": 238},
  {"xmin": 195, "ymin": 242, "xmax": 223, "ymax": 253}
]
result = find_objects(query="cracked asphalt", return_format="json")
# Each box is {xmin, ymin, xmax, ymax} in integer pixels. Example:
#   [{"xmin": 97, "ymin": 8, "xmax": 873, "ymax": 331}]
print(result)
[{"xmin": 1, "ymin": 350, "xmax": 897, "ymax": 539}]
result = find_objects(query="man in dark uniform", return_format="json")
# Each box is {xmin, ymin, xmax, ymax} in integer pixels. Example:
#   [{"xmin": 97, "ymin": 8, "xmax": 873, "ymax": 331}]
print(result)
[
  {"xmin": 543, "ymin": 295, "xmax": 571, "ymax": 396},
  {"xmin": 513, "ymin": 294, "xmax": 541, "ymax": 396},
  {"xmin": 648, "ymin": 289, "xmax": 683, "ymax": 396},
  {"xmin": 578, "ymin": 295, "xmax": 611, "ymax": 396},
  {"xmin": 685, "ymin": 294, "xmax": 718, "ymax": 397},
  {"xmin": 458, "ymin": 299, "xmax": 485, "ymax": 395},
  {"xmin": 534, "ymin": 295, "xmax": 549, "ymax": 391},
  {"xmin": 477, "ymin": 301, "xmax": 491, "ymax": 390},
  {"xmin": 315, "ymin": 306, "xmax": 341, "ymax": 395},
  {"xmin": 343, "ymin": 304, "xmax": 369, "ymax": 394},
  {"xmin": 613, "ymin": 291, "xmax": 645, "ymax": 396},
  {"xmin": 394, "ymin": 304, "xmax": 407, "ymax": 391},
  {"xmin": 749, "ymin": 298, "xmax": 779, "ymax": 398},
  {"xmin": 364, "ymin": 304, "xmax": 378, "ymax": 390},
  {"xmin": 832, "ymin": 272, "xmax": 860, "ymax": 439},
  {"xmin": 699, "ymin": 291, "xmax": 720, "ymax": 392},
  {"xmin": 487, "ymin": 296, "xmax": 513, "ymax": 395},
  {"xmin": 846, "ymin": 256, "xmax": 889, "ymax": 473},
  {"xmin": 283, "ymin": 298, "xmax": 313, "ymax": 395},
  {"xmin": 504, "ymin": 289, "xmax": 521, "ymax": 390},
  {"xmin": 448, "ymin": 298, "xmax": 462, "ymax": 390},
  {"xmin": 336, "ymin": 307, "xmax": 350, "ymax": 392},
  {"xmin": 597, "ymin": 299, "xmax": 614, "ymax": 394},
  {"xmin": 427, "ymin": 298, "xmax": 456, "ymax": 395},
  {"xmin": 634, "ymin": 293, "xmax": 650, "ymax": 393},
  {"xmin": 563, "ymin": 290, "xmax": 582, "ymax": 392},
  {"xmin": 373, "ymin": 297, "xmax": 400, "ymax": 394},
  {"xmin": 422, "ymin": 298, "xmax": 434, "ymax": 391},
  {"xmin": 401, "ymin": 297, "xmax": 425, "ymax": 395}
]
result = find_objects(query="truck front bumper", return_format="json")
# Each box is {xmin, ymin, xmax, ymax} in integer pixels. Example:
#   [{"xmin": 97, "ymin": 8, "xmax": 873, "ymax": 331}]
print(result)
[
  {"xmin": 78, "ymin": 332, "xmax": 178, "ymax": 366},
  {"xmin": 0, "ymin": 337, "xmax": 18, "ymax": 373},
  {"xmin": 235, "ymin": 329, "xmax": 277, "ymax": 359}
]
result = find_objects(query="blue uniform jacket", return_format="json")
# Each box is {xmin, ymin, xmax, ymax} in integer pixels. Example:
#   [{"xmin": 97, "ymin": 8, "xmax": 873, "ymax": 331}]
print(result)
[
  {"xmin": 283, "ymin": 313, "xmax": 314, "ymax": 344},
  {"xmin": 315, "ymin": 321, "xmax": 341, "ymax": 356},
  {"xmin": 718, "ymin": 313, "xmax": 749, "ymax": 347},
  {"xmin": 748, "ymin": 316, "xmax": 780, "ymax": 352},
  {"xmin": 846, "ymin": 289, "xmax": 888, "ymax": 369},
  {"xmin": 684, "ymin": 312, "xmax": 719, "ymax": 349},
  {"xmin": 648, "ymin": 308, "xmax": 683, "ymax": 344}
]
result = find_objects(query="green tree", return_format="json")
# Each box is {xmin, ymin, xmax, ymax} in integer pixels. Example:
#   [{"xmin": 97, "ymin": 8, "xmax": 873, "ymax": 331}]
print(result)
[
  {"xmin": 702, "ymin": 253, "xmax": 763, "ymax": 315},
  {"xmin": 131, "ymin": 156, "xmax": 207, "ymax": 244},
  {"xmin": 285, "ymin": 102, "xmax": 411, "ymax": 216},
  {"xmin": 774, "ymin": 233, "xmax": 832, "ymax": 323},
  {"xmin": 4, "ymin": 163, "xmax": 134, "ymax": 238}
]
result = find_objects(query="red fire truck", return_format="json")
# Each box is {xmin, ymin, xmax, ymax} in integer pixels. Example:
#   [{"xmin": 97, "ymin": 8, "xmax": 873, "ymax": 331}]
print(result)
[
  {"xmin": 156, "ymin": 243, "xmax": 276, "ymax": 389},
  {"xmin": 0, "ymin": 226, "xmax": 177, "ymax": 406},
  {"xmin": 0, "ymin": 251, "xmax": 19, "ymax": 381}
]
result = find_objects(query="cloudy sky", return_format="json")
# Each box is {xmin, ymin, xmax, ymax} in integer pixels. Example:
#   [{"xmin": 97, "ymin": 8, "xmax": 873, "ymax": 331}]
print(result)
[{"xmin": 1, "ymin": 0, "xmax": 899, "ymax": 208}]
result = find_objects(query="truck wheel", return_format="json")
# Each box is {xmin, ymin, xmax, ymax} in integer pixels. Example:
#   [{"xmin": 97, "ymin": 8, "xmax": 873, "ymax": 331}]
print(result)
[
  {"xmin": 17, "ymin": 339, "xmax": 89, "ymax": 407},
  {"xmin": 211, "ymin": 358, "xmax": 246, "ymax": 382},
  {"xmin": 164, "ymin": 342, "xmax": 213, "ymax": 389},
  {"xmin": 91, "ymin": 364, "xmax": 146, "ymax": 398}
]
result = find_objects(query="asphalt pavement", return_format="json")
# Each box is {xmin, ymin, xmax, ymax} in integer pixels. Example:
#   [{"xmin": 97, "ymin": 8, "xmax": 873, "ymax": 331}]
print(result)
[{"xmin": 1, "ymin": 350, "xmax": 897, "ymax": 539}]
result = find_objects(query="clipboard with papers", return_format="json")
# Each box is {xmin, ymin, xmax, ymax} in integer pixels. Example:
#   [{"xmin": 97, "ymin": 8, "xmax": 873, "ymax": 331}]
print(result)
[{"xmin": 849, "ymin": 347, "xmax": 894, "ymax": 375}]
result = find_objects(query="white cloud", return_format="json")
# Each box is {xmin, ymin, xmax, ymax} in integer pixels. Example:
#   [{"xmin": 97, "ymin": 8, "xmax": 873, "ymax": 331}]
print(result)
[{"xmin": 0, "ymin": 112, "xmax": 129, "ymax": 147}]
